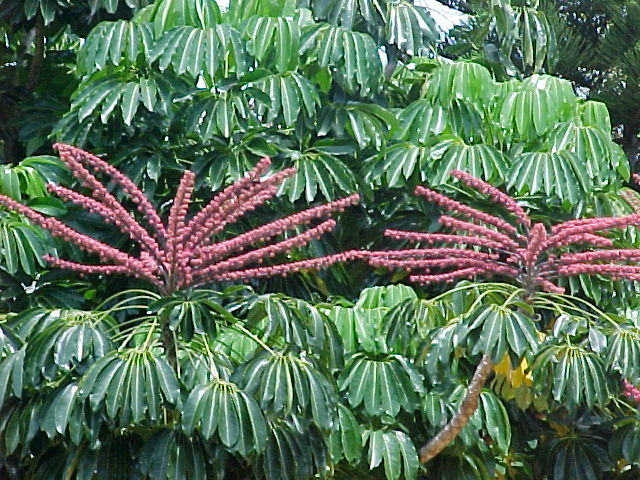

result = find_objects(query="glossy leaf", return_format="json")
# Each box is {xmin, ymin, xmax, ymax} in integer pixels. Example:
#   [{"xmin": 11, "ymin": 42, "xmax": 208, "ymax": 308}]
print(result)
[
  {"xmin": 364, "ymin": 429, "xmax": 419, "ymax": 480},
  {"xmin": 150, "ymin": 25, "xmax": 247, "ymax": 76},
  {"xmin": 394, "ymin": 100, "xmax": 447, "ymax": 143},
  {"xmin": 427, "ymin": 62, "xmax": 496, "ymax": 106},
  {"xmin": 77, "ymin": 20, "xmax": 154, "ymax": 74},
  {"xmin": 243, "ymin": 16, "xmax": 300, "ymax": 73},
  {"xmin": 182, "ymin": 378, "xmax": 266, "ymax": 454},
  {"xmin": 253, "ymin": 72, "xmax": 319, "ymax": 127},
  {"xmin": 79, "ymin": 348, "xmax": 178, "ymax": 424},
  {"xmin": 385, "ymin": 1, "xmax": 437, "ymax": 56},
  {"xmin": 233, "ymin": 350, "xmax": 336, "ymax": 429},
  {"xmin": 498, "ymin": 74, "xmax": 576, "ymax": 139},
  {"xmin": 467, "ymin": 304, "xmax": 539, "ymax": 363},
  {"xmin": 339, "ymin": 353, "xmax": 423, "ymax": 417},
  {"xmin": 508, "ymin": 150, "xmax": 588, "ymax": 203},
  {"xmin": 138, "ymin": 429, "xmax": 208, "ymax": 480},
  {"xmin": 430, "ymin": 141, "xmax": 509, "ymax": 185},
  {"xmin": 605, "ymin": 326, "xmax": 640, "ymax": 379},
  {"xmin": 149, "ymin": 0, "xmax": 222, "ymax": 34},
  {"xmin": 328, "ymin": 403, "xmax": 362, "ymax": 464},
  {"xmin": 302, "ymin": 23, "xmax": 382, "ymax": 96},
  {"xmin": 256, "ymin": 418, "xmax": 329, "ymax": 480}
]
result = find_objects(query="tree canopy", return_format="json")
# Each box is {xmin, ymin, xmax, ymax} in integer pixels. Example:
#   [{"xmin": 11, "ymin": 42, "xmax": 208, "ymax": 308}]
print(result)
[{"xmin": 3, "ymin": 0, "xmax": 640, "ymax": 479}]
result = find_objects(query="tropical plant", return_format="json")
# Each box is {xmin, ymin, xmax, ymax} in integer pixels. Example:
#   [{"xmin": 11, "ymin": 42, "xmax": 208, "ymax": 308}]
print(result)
[
  {"xmin": 443, "ymin": 0, "xmax": 557, "ymax": 77},
  {"xmin": 364, "ymin": 170, "xmax": 640, "ymax": 473},
  {"xmin": 0, "ymin": 144, "xmax": 360, "ymax": 293},
  {"xmin": 367, "ymin": 169, "xmax": 640, "ymax": 293},
  {"xmin": 3, "ymin": 0, "xmax": 640, "ymax": 479}
]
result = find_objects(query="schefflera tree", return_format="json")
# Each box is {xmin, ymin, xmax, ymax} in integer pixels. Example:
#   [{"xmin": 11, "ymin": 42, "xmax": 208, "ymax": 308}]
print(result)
[
  {"xmin": 0, "ymin": 143, "xmax": 360, "ymax": 363},
  {"xmin": 364, "ymin": 170, "xmax": 640, "ymax": 473},
  {"xmin": 0, "ymin": 144, "xmax": 362, "ymax": 480},
  {"xmin": 0, "ymin": 144, "xmax": 360, "ymax": 293}
]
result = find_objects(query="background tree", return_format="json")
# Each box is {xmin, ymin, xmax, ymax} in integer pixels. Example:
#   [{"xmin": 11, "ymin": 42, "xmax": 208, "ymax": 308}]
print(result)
[{"xmin": 439, "ymin": 0, "xmax": 640, "ymax": 169}]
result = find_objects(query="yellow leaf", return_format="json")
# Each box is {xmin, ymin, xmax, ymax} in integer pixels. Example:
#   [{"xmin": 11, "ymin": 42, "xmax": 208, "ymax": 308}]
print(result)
[{"xmin": 494, "ymin": 353, "xmax": 512, "ymax": 376}]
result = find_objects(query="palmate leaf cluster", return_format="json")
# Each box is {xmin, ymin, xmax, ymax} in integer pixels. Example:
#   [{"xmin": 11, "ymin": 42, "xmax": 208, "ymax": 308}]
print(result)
[
  {"xmin": 3, "ymin": 0, "xmax": 640, "ymax": 479},
  {"xmin": 0, "ymin": 284, "xmax": 565, "ymax": 480},
  {"xmin": 4, "ymin": 0, "xmax": 635, "ymax": 305}
]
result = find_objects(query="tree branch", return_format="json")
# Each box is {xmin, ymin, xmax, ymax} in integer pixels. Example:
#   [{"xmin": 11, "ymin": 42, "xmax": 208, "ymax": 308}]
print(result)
[{"xmin": 419, "ymin": 354, "xmax": 493, "ymax": 464}]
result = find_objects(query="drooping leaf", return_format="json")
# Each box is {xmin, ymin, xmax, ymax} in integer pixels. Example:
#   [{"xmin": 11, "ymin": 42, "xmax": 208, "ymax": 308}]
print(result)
[
  {"xmin": 255, "ymin": 418, "xmax": 329, "ymax": 480},
  {"xmin": 243, "ymin": 16, "xmax": 300, "ymax": 73},
  {"xmin": 138, "ymin": 429, "xmax": 208, "ymax": 480},
  {"xmin": 77, "ymin": 20, "xmax": 154, "ymax": 74},
  {"xmin": 233, "ymin": 350, "xmax": 336, "ymax": 429},
  {"xmin": 252, "ymin": 72, "xmax": 320, "ymax": 127},
  {"xmin": 385, "ymin": 1, "xmax": 437, "ymax": 57},
  {"xmin": 498, "ymin": 74, "xmax": 576, "ymax": 139},
  {"xmin": 364, "ymin": 429, "xmax": 419, "ymax": 480},
  {"xmin": 605, "ymin": 326, "xmax": 640, "ymax": 379},
  {"xmin": 427, "ymin": 62, "xmax": 496, "ymax": 106},
  {"xmin": 508, "ymin": 150, "xmax": 589, "ymax": 204},
  {"xmin": 338, "ymin": 353, "xmax": 423, "ymax": 417},
  {"xmin": 149, "ymin": 0, "xmax": 222, "ymax": 34},
  {"xmin": 182, "ymin": 378, "xmax": 267, "ymax": 455},
  {"xmin": 328, "ymin": 403, "xmax": 362, "ymax": 464},
  {"xmin": 466, "ymin": 304, "xmax": 539, "ymax": 363},
  {"xmin": 150, "ymin": 24, "xmax": 247, "ymax": 77},
  {"xmin": 79, "ymin": 347, "xmax": 178, "ymax": 425},
  {"xmin": 302, "ymin": 23, "xmax": 382, "ymax": 96}
]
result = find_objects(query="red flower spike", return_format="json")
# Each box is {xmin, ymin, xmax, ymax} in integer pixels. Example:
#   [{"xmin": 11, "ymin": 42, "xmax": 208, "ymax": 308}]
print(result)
[
  {"xmin": 0, "ymin": 145, "xmax": 360, "ymax": 295},
  {"xmin": 364, "ymin": 170, "xmax": 640, "ymax": 294},
  {"xmin": 622, "ymin": 379, "xmax": 640, "ymax": 404}
]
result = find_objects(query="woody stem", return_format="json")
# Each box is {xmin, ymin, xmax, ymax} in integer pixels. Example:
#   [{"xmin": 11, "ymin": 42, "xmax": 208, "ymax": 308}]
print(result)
[{"xmin": 419, "ymin": 354, "xmax": 493, "ymax": 464}]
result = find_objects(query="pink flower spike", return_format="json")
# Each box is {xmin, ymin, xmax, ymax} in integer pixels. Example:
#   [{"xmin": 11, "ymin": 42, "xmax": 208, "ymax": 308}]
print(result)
[
  {"xmin": 449, "ymin": 170, "xmax": 531, "ymax": 229},
  {"xmin": 193, "ymin": 193, "xmax": 360, "ymax": 265},
  {"xmin": 438, "ymin": 215, "xmax": 520, "ymax": 250},
  {"xmin": 203, "ymin": 250, "xmax": 362, "ymax": 283},
  {"xmin": 53, "ymin": 143, "xmax": 167, "ymax": 241},
  {"xmin": 384, "ymin": 230, "xmax": 508, "ymax": 250},
  {"xmin": 367, "ymin": 171, "xmax": 640, "ymax": 294},
  {"xmin": 0, "ymin": 145, "xmax": 361, "ymax": 294},
  {"xmin": 414, "ymin": 185, "xmax": 520, "ymax": 237}
]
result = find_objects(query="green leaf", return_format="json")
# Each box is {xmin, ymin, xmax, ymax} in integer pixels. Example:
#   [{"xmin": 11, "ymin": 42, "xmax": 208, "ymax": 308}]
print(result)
[
  {"xmin": 364, "ymin": 429, "xmax": 418, "ymax": 480},
  {"xmin": 149, "ymin": 0, "xmax": 222, "ymax": 34},
  {"xmin": 431, "ymin": 142, "xmax": 509, "ymax": 186},
  {"xmin": 78, "ymin": 20, "xmax": 153, "ymax": 74},
  {"xmin": 394, "ymin": 100, "xmax": 447, "ymax": 143},
  {"xmin": 302, "ymin": 23, "xmax": 382, "ymax": 96},
  {"xmin": 329, "ymin": 403, "xmax": 361, "ymax": 464},
  {"xmin": 498, "ymin": 74, "xmax": 576, "ymax": 139},
  {"xmin": 479, "ymin": 391, "xmax": 511, "ymax": 454},
  {"xmin": 606, "ymin": 327, "xmax": 640, "ymax": 378},
  {"xmin": 234, "ymin": 350, "xmax": 335, "ymax": 429},
  {"xmin": 253, "ymin": 72, "xmax": 319, "ymax": 127},
  {"xmin": 538, "ymin": 344, "xmax": 608, "ymax": 408},
  {"xmin": 508, "ymin": 151, "xmax": 588, "ymax": 204},
  {"xmin": 339, "ymin": 353, "xmax": 423, "ymax": 416},
  {"xmin": 428, "ymin": 62, "xmax": 495, "ymax": 106},
  {"xmin": 151, "ymin": 25, "xmax": 246, "ymax": 77},
  {"xmin": 244, "ymin": 16, "xmax": 300, "ymax": 73},
  {"xmin": 0, "ymin": 347, "xmax": 26, "ymax": 405},
  {"xmin": 385, "ymin": 1, "xmax": 437, "ymax": 56}
]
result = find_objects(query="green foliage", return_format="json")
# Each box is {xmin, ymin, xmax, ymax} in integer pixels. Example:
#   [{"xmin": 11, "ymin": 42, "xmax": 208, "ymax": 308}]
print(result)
[{"xmin": 3, "ymin": 0, "xmax": 640, "ymax": 478}]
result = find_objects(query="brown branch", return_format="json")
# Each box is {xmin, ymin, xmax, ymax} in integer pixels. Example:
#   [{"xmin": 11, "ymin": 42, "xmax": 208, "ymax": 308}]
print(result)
[
  {"xmin": 419, "ymin": 354, "xmax": 493, "ymax": 464},
  {"xmin": 26, "ymin": 11, "xmax": 45, "ymax": 93}
]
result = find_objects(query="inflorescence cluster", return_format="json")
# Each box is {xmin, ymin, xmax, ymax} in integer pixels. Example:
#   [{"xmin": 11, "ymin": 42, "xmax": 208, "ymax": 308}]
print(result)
[
  {"xmin": 622, "ymin": 379, "xmax": 640, "ymax": 404},
  {"xmin": 364, "ymin": 170, "xmax": 640, "ymax": 294},
  {"xmin": 0, "ymin": 144, "xmax": 360, "ymax": 295},
  {"xmin": 6, "ymin": 145, "xmax": 640, "ymax": 300}
]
